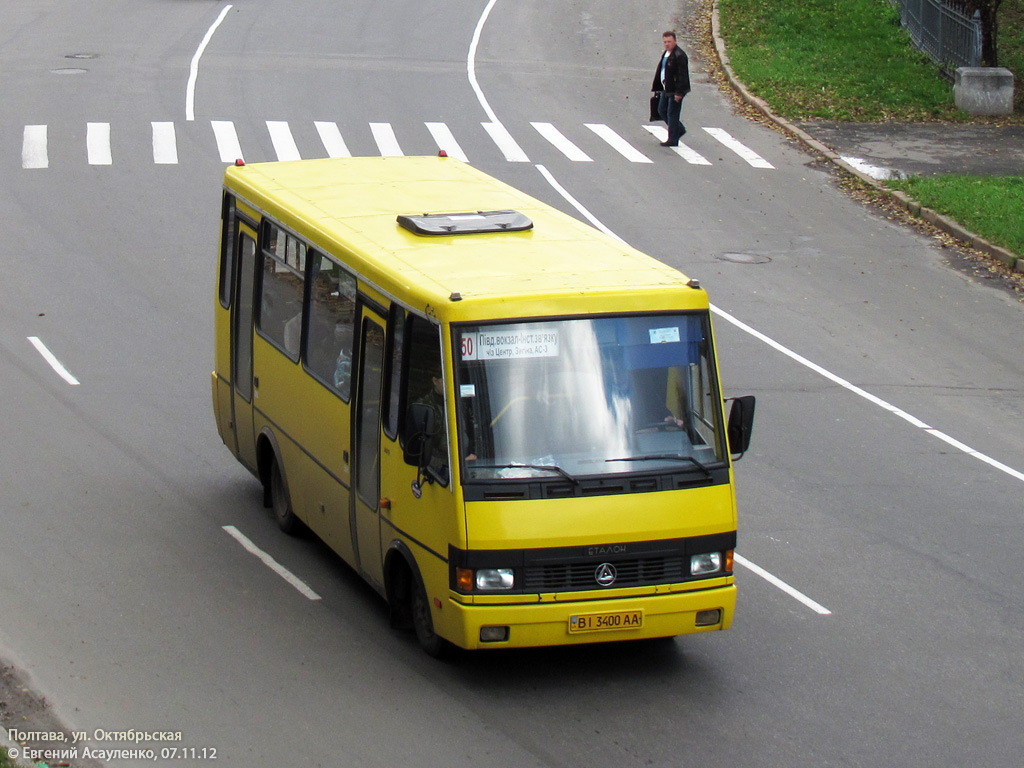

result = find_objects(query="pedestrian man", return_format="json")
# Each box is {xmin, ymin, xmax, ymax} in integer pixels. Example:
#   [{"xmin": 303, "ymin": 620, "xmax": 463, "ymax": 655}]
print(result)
[{"xmin": 652, "ymin": 30, "xmax": 690, "ymax": 147}]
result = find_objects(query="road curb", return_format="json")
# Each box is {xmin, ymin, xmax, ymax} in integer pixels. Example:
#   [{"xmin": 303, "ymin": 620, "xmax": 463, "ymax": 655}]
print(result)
[{"xmin": 709, "ymin": 0, "xmax": 1022, "ymax": 275}]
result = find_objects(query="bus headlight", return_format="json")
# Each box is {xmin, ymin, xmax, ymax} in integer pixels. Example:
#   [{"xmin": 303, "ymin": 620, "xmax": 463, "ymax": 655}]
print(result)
[
  {"xmin": 475, "ymin": 568, "xmax": 515, "ymax": 591},
  {"xmin": 690, "ymin": 552, "xmax": 722, "ymax": 576}
]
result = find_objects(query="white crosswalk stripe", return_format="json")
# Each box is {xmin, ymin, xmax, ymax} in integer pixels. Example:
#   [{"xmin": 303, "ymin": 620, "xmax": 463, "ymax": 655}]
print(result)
[
  {"xmin": 87, "ymin": 122, "xmax": 112, "ymax": 165},
  {"xmin": 22, "ymin": 125, "xmax": 48, "ymax": 169},
  {"xmin": 152, "ymin": 122, "xmax": 178, "ymax": 164},
  {"xmin": 17, "ymin": 120, "xmax": 777, "ymax": 172},
  {"xmin": 703, "ymin": 127, "xmax": 775, "ymax": 169},
  {"xmin": 370, "ymin": 122, "xmax": 403, "ymax": 156},
  {"xmin": 314, "ymin": 121, "xmax": 351, "ymax": 158},
  {"xmin": 482, "ymin": 121, "xmax": 530, "ymax": 163},
  {"xmin": 531, "ymin": 122, "xmax": 592, "ymax": 162},
  {"xmin": 426, "ymin": 122, "xmax": 469, "ymax": 163},
  {"xmin": 585, "ymin": 123, "xmax": 652, "ymax": 163},
  {"xmin": 212, "ymin": 120, "xmax": 243, "ymax": 163},
  {"xmin": 267, "ymin": 121, "xmax": 301, "ymax": 161},
  {"xmin": 642, "ymin": 125, "xmax": 712, "ymax": 165}
]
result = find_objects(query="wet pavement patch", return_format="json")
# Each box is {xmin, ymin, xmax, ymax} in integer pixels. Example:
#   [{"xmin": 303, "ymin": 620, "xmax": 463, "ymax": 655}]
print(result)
[{"xmin": 717, "ymin": 252, "xmax": 772, "ymax": 264}]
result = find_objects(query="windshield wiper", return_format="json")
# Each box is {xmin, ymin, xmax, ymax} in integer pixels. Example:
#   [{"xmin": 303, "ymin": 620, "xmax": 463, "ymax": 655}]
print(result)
[
  {"xmin": 605, "ymin": 454, "xmax": 711, "ymax": 478},
  {"xmin": 471, "ymin": 463, "xmax": 579, "ymax": 485}
]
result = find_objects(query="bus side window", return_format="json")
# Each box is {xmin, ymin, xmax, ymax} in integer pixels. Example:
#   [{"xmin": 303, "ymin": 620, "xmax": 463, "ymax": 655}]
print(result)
[
  {"xmin": 219, "ymin": 193, "xmax": 236, "ymax": 309},
  {"xmin": 305, "ymin": 253, "xmax": 357, "ymax": 401},
  {"xmin": 400, "ymin": 316, "xmax": 448, "ymax": 485},
  {"xmin": 257, "ymin": 222, "xmax": 307, "ymax": 361}
]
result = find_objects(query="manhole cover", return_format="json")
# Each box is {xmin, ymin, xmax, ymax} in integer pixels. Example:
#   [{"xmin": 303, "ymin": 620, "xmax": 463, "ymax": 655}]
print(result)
[
  {"xmin": 51, "ymin": 68, "xmax": 88, "ymax": 75},
  {"xmin": 716, "ymin": 252, "xmax": 772, "ymax": 264}
]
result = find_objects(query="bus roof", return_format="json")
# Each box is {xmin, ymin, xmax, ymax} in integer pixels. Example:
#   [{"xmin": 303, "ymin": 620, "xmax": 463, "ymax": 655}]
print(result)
[{"xmin": 224, "ymin": 156, "xmax": 707, "ymax": 321}]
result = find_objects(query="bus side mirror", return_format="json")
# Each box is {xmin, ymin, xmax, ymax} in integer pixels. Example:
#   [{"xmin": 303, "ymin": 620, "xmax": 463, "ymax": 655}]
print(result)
[
  {"xmin": 726, "ymin": 395, "xmax": 755, "ymax": 460},
  {"xmin": 403, "ymin": 403, "xmax": 436, "ymax": 470}
]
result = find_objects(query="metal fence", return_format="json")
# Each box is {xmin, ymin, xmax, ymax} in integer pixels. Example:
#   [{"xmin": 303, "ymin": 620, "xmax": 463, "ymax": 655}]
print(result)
[{"xmin": 889, "ymin": 0, "xmax": 982, "ymax": 74}]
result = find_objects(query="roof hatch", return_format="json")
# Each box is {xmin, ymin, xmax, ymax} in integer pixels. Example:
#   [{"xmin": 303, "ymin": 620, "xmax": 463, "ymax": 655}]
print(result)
[{"xmin": 397, "ymin": 210, "xmax": 533, "ymax": 236}]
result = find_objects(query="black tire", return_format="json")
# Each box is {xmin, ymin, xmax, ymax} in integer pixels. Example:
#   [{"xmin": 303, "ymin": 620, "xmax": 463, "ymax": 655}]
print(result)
[
  {"xmin": 270, "ymin": 457, "xmax": 301, "ymax": 535},
  {"xmin": 411, "ymin": 574, "xmax": 449, "ymax": 658}
]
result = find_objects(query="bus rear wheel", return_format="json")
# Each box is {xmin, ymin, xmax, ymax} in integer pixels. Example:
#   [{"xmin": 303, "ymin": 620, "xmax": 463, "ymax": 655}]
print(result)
[{"xmin": 269, "ymin": 457, "xmax": 301, "ymax": 535}]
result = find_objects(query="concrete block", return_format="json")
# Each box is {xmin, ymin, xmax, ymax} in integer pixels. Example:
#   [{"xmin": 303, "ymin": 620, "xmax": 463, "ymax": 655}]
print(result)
[{"xmin": 954, "ymin": 67, "xmax": 1015, "ymax": 116}]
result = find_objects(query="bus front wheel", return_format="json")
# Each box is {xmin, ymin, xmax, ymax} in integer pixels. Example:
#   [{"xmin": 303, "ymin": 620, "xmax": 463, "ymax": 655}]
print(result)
[{"xmin": 411, "ymin": 575, "xmax": 448, "ymax": 658}]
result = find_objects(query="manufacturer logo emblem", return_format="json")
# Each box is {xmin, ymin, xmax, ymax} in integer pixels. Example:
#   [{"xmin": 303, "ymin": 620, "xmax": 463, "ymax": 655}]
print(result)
[{"xmin": 595, "ymin": 563, "xmax": 617, "ymax": 587}]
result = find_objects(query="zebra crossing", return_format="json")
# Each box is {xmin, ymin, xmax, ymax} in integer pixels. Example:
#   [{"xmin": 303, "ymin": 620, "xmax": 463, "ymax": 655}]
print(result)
[{"xmin": 19, "ymin": 119, "xmax": 776, "ymax": 170}]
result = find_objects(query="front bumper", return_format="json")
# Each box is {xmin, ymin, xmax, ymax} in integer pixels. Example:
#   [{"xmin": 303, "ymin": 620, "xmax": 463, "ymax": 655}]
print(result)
[{"xmin": 445, "ymin": 584, "xmax": 736, "ymax": 650}]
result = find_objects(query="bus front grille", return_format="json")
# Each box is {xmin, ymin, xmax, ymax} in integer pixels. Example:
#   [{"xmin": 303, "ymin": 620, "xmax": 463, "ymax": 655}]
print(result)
[{"xmin": 523, "ymin": 556, "xmax": 686, "ymax": 591}]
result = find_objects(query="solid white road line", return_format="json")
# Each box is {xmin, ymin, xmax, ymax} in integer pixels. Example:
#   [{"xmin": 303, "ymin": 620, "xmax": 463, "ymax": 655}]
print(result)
[
  {"xmin": 923, "ymin": 430, "xmax": 1024, "ymax": 481},
  {"xmin": 585, "ymin": 123, "xmax": 652, "ymax": 163},
  {"xmin": 482, "ymin": 122, "xmax": 530, "ymax": 162},
  {"xmin": 426, "ymin": 122, "xmax": 469, "ymax": 162},
  {"xmin": 314, "ymin": 121, "xmax": 351, "ymax": 158},
  {"xmin": 22, "ymin": 125, "xmax": 48, "ymax": 169},
  {"xmin": 223, "ymin": 525, "xmax": 322, "ymax": 600},
  {"xmin": 709, "ymin": 307, "xmax": 1024, "ymax": 485},
  {"xmin": 534, "ymin": 165, "xmax": 621, "ymax": 242},
  {"xmin": 641, "ymin": 125, "xmax": 712, "ymax": 165},
  {"xmin": 369, "ymin": 122, "xmax": 403, "ymax": 156},
  {"xmin": 211, "ymin": 120, "xmax": 243, "ymax": 163},
  {"xmin": 703, "ymin": 127, "xmax": 775, "ymax": 169},
  {"xmin": 151, "ymin": 122, "xmax": 178, "ymax": 164},
  {"xmin": 27, "ymin": 337, "xmax": 80, "ymax": 386},
  {"xmin": 734, "ymin": 554, "xmax": 833, "ymax": 615},
  {"xmin": 467, "ymin": 0, "xmax": 501, "ymax": 125},
  {"xmin": 86, "ymin": 122, "xmax": 111, "ymax": 165},
  {"xmin": 531, "ymin": 122, "xmax": 592, "ymax": 162},
  {"xmin": 267, "ymin": 121, "xmax": 301, "ymax": 161},
  {"xmin": 186, "ymin": 4, "xmax": 233, "ymax": 121}
]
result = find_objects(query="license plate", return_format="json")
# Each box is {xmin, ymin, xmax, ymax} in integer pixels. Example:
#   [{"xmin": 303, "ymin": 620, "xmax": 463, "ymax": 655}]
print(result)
[{"xmin": 568, "ymin": 610, "xmax": 644, "ymax": 634}]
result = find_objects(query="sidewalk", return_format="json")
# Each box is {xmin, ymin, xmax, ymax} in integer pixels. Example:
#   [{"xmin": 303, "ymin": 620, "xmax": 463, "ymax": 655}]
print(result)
[{"xmin": 792, "ymin": 122, "xmax": 1024, "ymax": 180}]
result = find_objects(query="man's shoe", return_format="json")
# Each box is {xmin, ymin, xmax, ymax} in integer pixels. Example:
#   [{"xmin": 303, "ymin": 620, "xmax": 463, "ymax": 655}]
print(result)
[{"xmin": 659, "ymin": 141, "xmax": 677, "ymax": 147}]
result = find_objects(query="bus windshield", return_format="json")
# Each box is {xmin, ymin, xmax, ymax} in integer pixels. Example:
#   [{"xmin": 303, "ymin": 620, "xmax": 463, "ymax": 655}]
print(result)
[{"xmin": 455, "ymin": 313, "xmax": 726, "ymax": 481}]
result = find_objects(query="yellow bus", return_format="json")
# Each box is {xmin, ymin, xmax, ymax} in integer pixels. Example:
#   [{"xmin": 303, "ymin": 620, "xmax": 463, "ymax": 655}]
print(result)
[{"xmin": 212, "ymin": 155, "xmax": 754, "ymax": 655}]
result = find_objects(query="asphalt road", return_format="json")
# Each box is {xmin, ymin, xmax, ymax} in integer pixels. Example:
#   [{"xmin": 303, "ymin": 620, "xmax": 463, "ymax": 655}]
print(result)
[{"xmin": 1, "ymin": 1, "xmax": 1022, "ymax": 766}]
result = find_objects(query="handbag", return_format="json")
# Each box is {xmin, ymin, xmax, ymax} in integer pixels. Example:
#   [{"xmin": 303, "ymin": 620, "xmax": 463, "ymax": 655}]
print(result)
[{"xmin": 649, "ymin": 93, "xmax": 662, "ymax": 122}]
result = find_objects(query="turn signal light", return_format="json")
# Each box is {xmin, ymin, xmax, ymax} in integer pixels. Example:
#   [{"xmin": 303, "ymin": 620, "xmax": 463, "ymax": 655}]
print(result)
[{"xmin": 456, "ymin": 568, "xmax": 474, "ymax": 592}]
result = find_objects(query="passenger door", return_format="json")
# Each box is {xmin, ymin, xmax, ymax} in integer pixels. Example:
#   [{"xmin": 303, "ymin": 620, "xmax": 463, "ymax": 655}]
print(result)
[
  {"xmin": 351, "ymin": 306, "xmax": 387, "ymax": 587},
  {"xmin": 230, "ymin": 224, "xmax": 259, "ymax": 471}
]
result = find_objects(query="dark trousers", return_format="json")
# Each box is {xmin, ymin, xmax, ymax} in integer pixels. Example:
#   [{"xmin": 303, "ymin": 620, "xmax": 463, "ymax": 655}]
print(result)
[{"xmin": 658, "ymin": 93, "xmax": 685, "ymax": 145}]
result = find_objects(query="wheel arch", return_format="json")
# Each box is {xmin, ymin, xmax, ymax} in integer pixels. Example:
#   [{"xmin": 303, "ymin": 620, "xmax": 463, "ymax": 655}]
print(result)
[
  {"xmin": 383, "ymin": 540, "xmax": 422, "ymax": 630},
  {"xmin": 256, "ymin": 426, "xmax": 286, "ymax": 509}
]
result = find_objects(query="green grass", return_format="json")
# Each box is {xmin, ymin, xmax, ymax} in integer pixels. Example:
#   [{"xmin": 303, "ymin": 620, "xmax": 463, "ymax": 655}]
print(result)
[
  {"xmin": 718, "ymin": 0, "xmax": 997, "ymax": 121},
  {"xmin": 885, "ymin": 174, "xmax": 1024, "ymax": 254}
]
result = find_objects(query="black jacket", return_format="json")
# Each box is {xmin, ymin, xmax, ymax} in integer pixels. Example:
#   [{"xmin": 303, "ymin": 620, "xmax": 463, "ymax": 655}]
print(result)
[{"xmin": 652, "ymin": 46, "xmax": 691, "ymax": 97}]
